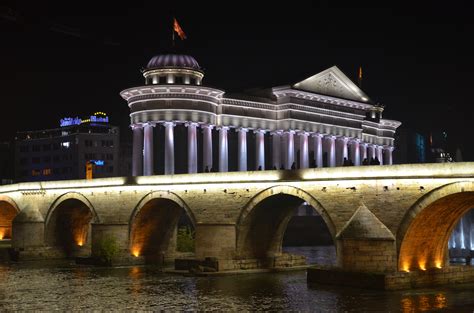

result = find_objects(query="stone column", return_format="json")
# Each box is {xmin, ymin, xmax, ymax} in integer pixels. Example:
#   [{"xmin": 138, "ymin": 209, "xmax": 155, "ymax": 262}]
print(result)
[
  {"xmin": 384, "ymin": 146, "xmax": 394, "ymax": 165},
  {"xmin": 131, "ymin": 124, "xmax": 143, "ymax": 176},
  {"xmin": 218, "ymin": 126, "xmax": 229, "ymax": 172},
  {"xmin": 186, "ymin": 122, "xmax": 198, "ymax": 173},
  {"xmin": 202, "ymin": 125, "xmax": 213, "ymax": 172},
  {"xmin": 284, "ymin": 130, "xmax": 295, "ymax": 169},
  {"xmin": 377, "ymin": 145, "xmax": 384, "ymax": 165},
  {"xmin": 350, "ymin": 139, "xmax": 361, "ymax": 166},
  {"xmin": 312, "ymin": 133, "xmax": 324, "ymax": 168},
  {"xmin": 337, "ymin": 136, "xmax": 349, "ymax": 166},
  {"xmin": 164, "ymin": 122, "xmax": 175, "ymax": 175},
  {"xmin": 298, "ymin": 132, "xmax": 309, "ymax": 169},
  {"xmin": 360, "ymin": 143, "xmax": 368, "ymax": 164},
  {"xmin": 237, "ymin": 128, "xmax": 248, "ymax": 171},
  {"xmin": 255, "ymin": 129, "xmax": 266, "ymax": 170},
  {"xmin": 367, "ymin": 144, "xmax": 376, "ymax": 162},
  {"xmin": 143, "ymin": 122, "xmax": 155, "ymax": 176},
  {"xmin": 271, "ymin": 131, "xmax": 282, "ymax": 169},
  {"xmin": 324, "ymin": 135, "xmax": 336, "ymax": 167}
]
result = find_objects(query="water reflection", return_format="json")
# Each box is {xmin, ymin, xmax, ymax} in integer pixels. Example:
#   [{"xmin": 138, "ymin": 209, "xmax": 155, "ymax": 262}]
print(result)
[{"xmin": 0, "ymin": 247, "xmax": 472, "ymax": 310}]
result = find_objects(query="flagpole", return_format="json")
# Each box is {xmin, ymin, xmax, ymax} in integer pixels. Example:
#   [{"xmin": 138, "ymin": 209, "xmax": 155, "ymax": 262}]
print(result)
[{"xmin": 172, "ymin": 17, "xmax": 175, "ymax": 48}]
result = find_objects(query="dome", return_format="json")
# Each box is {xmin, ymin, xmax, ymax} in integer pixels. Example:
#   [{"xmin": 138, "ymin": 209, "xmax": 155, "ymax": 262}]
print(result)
[{"xmin": 146, "ymin": 54, "xmax": 201, "ymax": 71}]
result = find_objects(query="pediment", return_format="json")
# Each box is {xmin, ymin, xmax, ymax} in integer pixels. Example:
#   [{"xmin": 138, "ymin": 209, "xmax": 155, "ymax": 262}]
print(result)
[{"xmin": 293, "ymin": 66, "xmax": 370, "ymax": 102}]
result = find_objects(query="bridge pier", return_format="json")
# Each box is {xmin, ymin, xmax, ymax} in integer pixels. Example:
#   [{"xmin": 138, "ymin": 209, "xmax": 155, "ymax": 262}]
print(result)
[
  {"xmin": 195, "ymin": 224, "xmax": 236, "ymax": 271},
  {"xmin": 91, "ymin": 223, "xmax": 133, "ymax": 264}
]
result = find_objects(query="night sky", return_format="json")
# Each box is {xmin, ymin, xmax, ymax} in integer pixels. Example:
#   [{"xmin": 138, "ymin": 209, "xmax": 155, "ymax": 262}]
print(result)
[{"xmin": 2, "ymin": 2, "xmax": 473, "ymax": 159}]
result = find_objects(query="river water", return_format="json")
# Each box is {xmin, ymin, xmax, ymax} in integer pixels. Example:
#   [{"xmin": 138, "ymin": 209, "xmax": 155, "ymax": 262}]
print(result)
[{"xmin": 1, "ymin": 246, "xmax": 474, "ymax": 311}]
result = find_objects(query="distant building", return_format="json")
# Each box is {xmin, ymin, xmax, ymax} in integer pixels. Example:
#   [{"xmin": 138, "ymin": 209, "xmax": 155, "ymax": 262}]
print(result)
[
  {"xmin": 0, "ymin": 141, "xmax": 14, "ymax": 185},
  {"xmin": 14, "ymin": 112, "xmax": 120, "ymax": 182},
  {"xmin": 393, "ymin": 126, "xmax": 427, "ymax": 164}
]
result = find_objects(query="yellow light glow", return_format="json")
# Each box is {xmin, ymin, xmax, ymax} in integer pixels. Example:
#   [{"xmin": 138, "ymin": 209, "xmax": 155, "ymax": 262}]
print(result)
[
  {"xmin": 419, "ymin": 261, "xmax": 426, "ymax": 271},
  {"xmin": 435, "ymin": 261, "xmax": 442, "ymax": 269},
  {"xmin": 132, "ymin": 249, "xmax": 140, "ymax": 257},
  {"xmin": 77, "ymin": 241, "xmax": 83, "ymax": 246},
  {"xmin": 401, "ymin": 263, "xmax": 410, "ymax": 272}
]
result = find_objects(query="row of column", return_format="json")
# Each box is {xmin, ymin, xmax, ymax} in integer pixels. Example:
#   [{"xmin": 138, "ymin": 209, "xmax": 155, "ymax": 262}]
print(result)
[{"xmin": 132, "ymin": 123, "xmax": 394, "ymax": 176}]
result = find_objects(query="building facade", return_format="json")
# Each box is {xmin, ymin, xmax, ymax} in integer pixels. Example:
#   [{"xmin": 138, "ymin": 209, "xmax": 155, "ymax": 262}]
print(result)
[
  {"xmin": 121, "ymin": 54, "xmax": 401, "ymax": 176},
  {"xmin": 15, "ymin": 112, "xmax": 119, "ymax": 182}
]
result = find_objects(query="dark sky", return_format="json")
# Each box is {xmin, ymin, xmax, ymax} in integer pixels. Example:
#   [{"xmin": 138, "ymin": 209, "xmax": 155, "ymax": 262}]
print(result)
[{"xmin": 1, "ymin": 2, "xmax": 473, "ymax": 159}]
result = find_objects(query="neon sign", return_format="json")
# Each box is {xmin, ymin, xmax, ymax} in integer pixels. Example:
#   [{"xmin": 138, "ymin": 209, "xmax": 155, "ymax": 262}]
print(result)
[
  {"xmin": 60, "ymin": 117, "xmax": 82, "ymax": 127},
  {"xmin": 60, "ymin": 112, "xmax": 109, "ymax": 127},
  {"xmin": 90, "ymin": 160, "xmax": 104, "ymax": 166}
]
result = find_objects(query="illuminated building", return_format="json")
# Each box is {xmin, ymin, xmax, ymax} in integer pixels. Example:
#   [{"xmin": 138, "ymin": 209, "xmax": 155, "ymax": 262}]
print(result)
[
  {"xmin": 14, "ymin": 112, "xmax": 120, "ymax": 182},
  {"xmin": 121, "ymin": 54, "xmax": 401, "ymax": 175}
]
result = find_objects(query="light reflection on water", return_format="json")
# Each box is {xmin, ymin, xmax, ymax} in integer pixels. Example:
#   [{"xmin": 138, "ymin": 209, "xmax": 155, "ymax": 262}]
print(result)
[{"xmin": 0, "ymin": 247, "xmax": 473, "ymax": 311}]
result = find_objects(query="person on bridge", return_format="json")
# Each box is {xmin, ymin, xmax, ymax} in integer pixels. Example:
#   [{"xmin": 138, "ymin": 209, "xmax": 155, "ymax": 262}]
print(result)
[
  {"xmin": 362, "ymin": 158, "xmax": 369, "ymax": 165},
  {"xmin": 291, "ymin": 162, "xmax": 296, "ymax": 170}
]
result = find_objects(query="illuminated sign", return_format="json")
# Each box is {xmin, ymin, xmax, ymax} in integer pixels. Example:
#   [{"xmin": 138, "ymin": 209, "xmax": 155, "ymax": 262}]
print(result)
[
  {"xmin": 90, "ymin": 115, "xmax": 109, "ymax": 123},
  {"xmin": 60, "ymin": 112, "xmax": 109, "ymax": 127},
  {"xmin": 90, "ymin": 160, "xmax": 104, "ymax": 166},
  {"xmin": 60, "ymin": 117, "xmax": 82, "ymax": 127}
]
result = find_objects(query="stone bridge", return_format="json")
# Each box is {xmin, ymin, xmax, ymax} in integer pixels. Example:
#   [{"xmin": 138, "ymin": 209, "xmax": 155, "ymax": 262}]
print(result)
[{"xmin": 1, "ymin": 163, "xmax": 474, "ymax": 277}]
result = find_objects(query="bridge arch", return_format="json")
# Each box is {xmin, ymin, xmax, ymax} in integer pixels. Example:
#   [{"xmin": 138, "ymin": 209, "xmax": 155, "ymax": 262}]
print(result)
[
  {"xmin": 129, "ymin": 191, "xmax": 195, "ymax": 262},
  {"xmin": 236, "ymin": 185, "xmax": 336, "ymax": 262},
  {"xmin": 0, "ymin": 195, "xmax": 20, "ymax": 239},
  {"xmin": 45, "ymin": 192, "xmax": 99, "ymax": 256},
  {"xmin": 398, "ymin": 181, "xmax": 474, "ymax": 271}
]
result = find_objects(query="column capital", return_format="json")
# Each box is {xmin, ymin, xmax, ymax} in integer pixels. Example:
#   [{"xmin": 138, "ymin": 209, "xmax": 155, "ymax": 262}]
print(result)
[
  {"xmin": 360, "ymin": 142, "xmax": 369, "ymax": 147},
  {"xmin": 144, "ymin": 122, "xmax": 156, "ymax": 127},
  {"xmin": 216, "ymin": 126, "xmax": 230, "ymax": 131},
  {"xmin": 324, "ymin": 134, "xmax": 337, "ymax": 140},
  {"xmin": 201, "ymin": 124, "xmax": 214, "ymax": 130},
  {"xmin": 270, "ymin": 130, "xmax": 283, "ymax": 136},
  {"xmin": 336, "ymin": 136, "xmax": 350, "ymax": 143},
  {"xmin": 383, "ymin": 145, "xmax": 395, "ymax": 151},
  {"xmin": 311, "ymin": 132, "xmax": 324, "ymax": 138},
  {"xmin": 236, "ymin": 127, "xmax": 249, "ymax": 133},
  {"xmin": 184, "ymin": 121, "xmax": 199, "ymax": 128},
  {"xmin": 349, "ymin": 138, "xmax": 362, "ymax": 144},
  {"xmin": 297, "ymin": 131, "xmax": 310, "ymax": 137},
  {"xmin": 253, "ymin": 128, "xmax": 266, "ymax": 134},
  {"xmin": 162, "ymin": 121, "xmax": 176, "ymax": 127},
  {"xmin": 131, "ymin": 124, "xmax": 143, "ymax": 130},
  {"xmin": 283, "ymin": 129, "xmax": 296, "ymax": 135}
]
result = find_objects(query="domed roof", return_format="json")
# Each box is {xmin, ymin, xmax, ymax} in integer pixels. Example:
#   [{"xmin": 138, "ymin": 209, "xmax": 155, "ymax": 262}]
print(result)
[{"xmin": 146, "ymin": 54, "xmax": 201, "ymax": 71}]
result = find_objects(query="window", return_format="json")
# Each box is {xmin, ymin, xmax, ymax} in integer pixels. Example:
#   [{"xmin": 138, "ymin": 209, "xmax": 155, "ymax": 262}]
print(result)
[
  {"xmin": 175, "ymin": 76, "xmax": 183, "ymax": 84},
  {"xmin": 20, "ymin": 158, "xmax": 28, "ymax": 165},
  {"xmin": 43, "ymin": 168, "xmax": 52, "ymax": 176},
  {"xmin": 108, "ymin": 166, "xmax": 114, "ymax": 173},
  {"xmin": 19, "ymin": 146, "xmax": 29, "ymax": 153},
  {"xmin": 32, "ymin": 145, "xmax": 40, "ymax": 152},
  {"xmin": 85, "ymin": 140, "xmax": 93, "ymax": 147},
  {"xmin": 43, "ymin": 144, "xmax": 51, "ymax": 151},
  {"xmin": 53, "ymin": 143, "xmax": 60, "ymax": 150},
  {"xmin": 61, "ymin": 142, "xmax": 70, "ymax": 149},
  {"xmin": 159, "ymin": 76, "xmax": 167, "ymax": 84},
  {"xmin": 32, "ymin": 157, "xmax": 40, "ymax": 164},
  {"xmin": 106, "ymin": 154, "xmax": 114, "ymax": 160},
  {"xmin": 189, "ymin": 77, "xmax": 196, "ymax": 85},
  {"xmin": 53, "ymin": 155, "xmax": 60, "ymax": 162},
  {"xmin": 31, "ymin": 169, "xmax": 41, "ymax": 176},
  {"xmin": 42, "ymin": 156, "xmax": 51, "ymax": 163}
]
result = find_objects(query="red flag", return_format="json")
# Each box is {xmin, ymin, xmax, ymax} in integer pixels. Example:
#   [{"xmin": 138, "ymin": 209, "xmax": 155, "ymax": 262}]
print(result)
[{"xmin": 173, "ymin": 17, "xmax": 187, "ymax": 40}]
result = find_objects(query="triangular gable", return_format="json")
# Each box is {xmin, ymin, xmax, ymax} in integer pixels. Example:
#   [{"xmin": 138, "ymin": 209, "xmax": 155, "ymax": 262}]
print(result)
[
  {"xmin": 293, "ymin": 66, "xmax": 370, "ymax": 102},
  {"xmin": 336, "ymin": 203, "xmax": 394, "ymax": 240}
]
